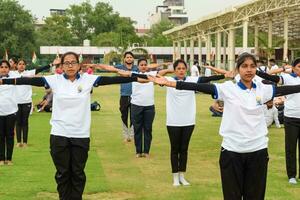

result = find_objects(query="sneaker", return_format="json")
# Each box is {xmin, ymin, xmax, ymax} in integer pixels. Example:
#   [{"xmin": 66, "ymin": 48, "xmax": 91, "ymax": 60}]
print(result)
[
  {"xmin": 173, "ymin": 173, "xmax": 180, "ymax": 187},
  {"xmin": 179, "ymin": 172, "xmax": 190, "ymax": 186},
  {"xmin": 6, "ymin": 161, "xmax": 13, "ymax": 166},
  {"xmin": 136, "ymin": 154, "xmax": 142, "ymax": 158},
  {"xmin": 0, "ymin": 161, "xmax": 5, "ymax": 166},
  {"xmin": 22, "ymin": 143, "xmax": 28, "ymax": 148},
  {"xmin": 289, "ymin": 178, "xmax": 297, "ymax": 184},
  {"xmin": 16, "ymin": 143, "xmax": 22, "ymax": 147},
  {"xmin": 143, "ymin": 153, "xmax": 150, "ymax": 158}
]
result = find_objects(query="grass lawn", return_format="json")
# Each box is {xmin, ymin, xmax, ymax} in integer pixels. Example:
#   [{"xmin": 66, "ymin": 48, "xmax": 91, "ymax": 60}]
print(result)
[{"xmin": 0, "ymin": 81, "xmax": 300, "ymax": 200}]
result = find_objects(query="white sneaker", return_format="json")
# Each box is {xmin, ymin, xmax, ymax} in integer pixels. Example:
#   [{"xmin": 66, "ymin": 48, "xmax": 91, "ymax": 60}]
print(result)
[
  {"xmin": 179, "ymin": 172, "xmax": 190, "ymax": 186},
  {"xmin": 289, "ymin": 178, "xmax": 297, "ymax": 184},
  {"xmin": 172, "ymin": 173, "xmax": 180, "ymax": 186}
]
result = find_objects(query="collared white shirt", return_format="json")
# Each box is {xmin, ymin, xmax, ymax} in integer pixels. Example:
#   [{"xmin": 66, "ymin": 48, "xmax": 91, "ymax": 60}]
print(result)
[
  {"xmin": 44, "ymin": 73, "xmax": 99, "ymax": 138},
  {"xmin": 214, "ymin": 81, "xmax": 274, "ymax": 153},
  {"xmin": 11, "ymin": 70, "xmax": 36, "ymax": 104},
  {"xmin": 131, "ymin": 71, "xmax": 157, "ymax": 106},
  {"xmin": 0, "ymin": 73, "xmax": 18, "ymax": 116},
  {"xmin": 281, "ymin": 73, "xmax": 300, "ymax": 118},
  {"xmin": 166, "ymin": 76, "xmax": 199, "ymax": 126}
]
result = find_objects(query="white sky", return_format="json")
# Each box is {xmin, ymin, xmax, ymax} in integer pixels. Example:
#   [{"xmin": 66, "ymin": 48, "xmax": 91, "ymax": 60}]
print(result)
[{"xmin": 18, "ymin": 0, "xmax": 250, "ymax": 28}]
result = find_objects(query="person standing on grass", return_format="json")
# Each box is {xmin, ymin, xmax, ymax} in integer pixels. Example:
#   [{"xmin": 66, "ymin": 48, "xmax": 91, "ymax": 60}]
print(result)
[
  {"xmin": 11, "ymin": 58, "xmax": 60, "ymax": 148},
  {"xmin": 151, "ymin": 53, "xmax": 300, "ymax": 199},
  {"xmin": 0, "ymin": 51, "xmax": 147, "ymax": 200},
  {"xmin": 158, "ymin": 59, "xmax": 232, "ymax": 187},
  {"xmin": 255, "ymin": 57, "xmax": 300, "ymax": 185},
  {"xmin": 0, "ymin": 60, "xmax": 17, "ymax": 166},
  {"xmin": 114, "ymin": 52, "xmax": 139, "ymax": 142},
  {"xmin": 119, "ymin": 58, "xmax": 173, "ymax": 158}
]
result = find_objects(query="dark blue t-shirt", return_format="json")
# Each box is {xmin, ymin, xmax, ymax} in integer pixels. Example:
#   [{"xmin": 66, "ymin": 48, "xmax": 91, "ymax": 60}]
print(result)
[{"xmin": 115, "ymin": 64, "xmax": 139, "ymax": 96}]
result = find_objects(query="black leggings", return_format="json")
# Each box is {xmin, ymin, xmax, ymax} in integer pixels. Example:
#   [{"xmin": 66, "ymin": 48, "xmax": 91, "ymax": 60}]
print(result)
[
  {"xmin": 284, "ymin": 116, "xmax": 300, "ymax": 179},
  {"xmin": 119, "ymin": 96, "xmax": 132, "ymax": 127},
  {"xmin": 16, "ymin": 103, "xmax": 32, "ymax": 143},
  {"xmin": 167, "ymin": 125, "xmax": 195, "ymax": 173},
  {"xmin": 0, "ymin": 113, "xmax": 16, "ymax": 161}
]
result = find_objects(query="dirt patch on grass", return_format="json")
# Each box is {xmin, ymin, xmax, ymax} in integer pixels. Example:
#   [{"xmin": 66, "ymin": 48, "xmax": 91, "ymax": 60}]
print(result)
[{"xmin": 37, "ymin": 191, "xmax": 135, "ymax": 200}]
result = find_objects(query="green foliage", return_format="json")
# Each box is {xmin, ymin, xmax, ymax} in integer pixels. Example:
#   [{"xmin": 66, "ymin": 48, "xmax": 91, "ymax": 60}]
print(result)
[
  {"xmin": 145, "ymin": 20, "xmax": 175, "ymax": 46},
  {"xmin": 0, "ymin": 0, "xmax": 36, "ymax": 58},
  {"xmin": 36, "ymin": 14, "xmax": 76, "ymax": 46}
]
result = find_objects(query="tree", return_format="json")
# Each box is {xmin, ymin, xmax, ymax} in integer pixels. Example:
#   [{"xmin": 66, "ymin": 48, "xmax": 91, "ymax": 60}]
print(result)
[
  {"xmin": 0, "ymin": 0, "xmax": 36, "ymax": 58},
  {"xmin": 36, "ymin": 14, "xmax": 76, "ymax": 46},
  {"xmin": 145, "ymin": 20, "xmax": 175, "ymax": 46}
]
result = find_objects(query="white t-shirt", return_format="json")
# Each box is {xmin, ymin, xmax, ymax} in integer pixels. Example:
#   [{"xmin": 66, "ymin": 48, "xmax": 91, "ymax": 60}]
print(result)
[
  {"xmin": 131, "ymin": 71, "xmax": 157, "ymax": 106},
  {"xmin": 281, "ymin": 74, "xmax": 300, "ymax": 118},
  {"xmin": 204, "ymin": 68, "xmax": 212, "ymax": 77},
  {"xmin": 263, "ymin": 105, "xmax": 280, "ymax": 128},
  {"xmin": 0, "ymin": 73, "xmax": 18, "ymax": 116},
  {"xmin": 44, "ymin": 73, "xmax": 99, "ymax": 138},
  {"xmin": 214, "ymin": 81, "xmax": 274, "ymax": 153},
  {"xmin": 166, "ymin": 76, "xmax": 199, "ymax": 126},
  {"xmin": 12, "ymin": 70, "xmax": 36, "ymax": 104},
  {"xmin": 190, "ymin": 65, "xmax": 199, "ymax": 77}
]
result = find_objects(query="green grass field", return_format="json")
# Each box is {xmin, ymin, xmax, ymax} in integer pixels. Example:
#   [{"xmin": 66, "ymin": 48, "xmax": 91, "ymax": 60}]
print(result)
[{"xmin": 0, "ymin": 83, "xmax": 300, "ymax": 200}]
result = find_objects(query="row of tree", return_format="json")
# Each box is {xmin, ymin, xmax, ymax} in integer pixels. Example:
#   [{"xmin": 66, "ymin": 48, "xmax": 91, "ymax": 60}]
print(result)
[{"xmin": 0, "ymin": 0, "xmax": 174, "ymax": 60}]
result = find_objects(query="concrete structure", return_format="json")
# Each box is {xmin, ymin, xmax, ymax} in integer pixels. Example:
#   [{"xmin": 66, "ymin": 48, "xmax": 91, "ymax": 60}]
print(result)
[
  {"xmin": 149, "ymin": 0, "xmax": 188, "ymax": 26},
  {"xmin": 40, "ymin": 46, "xmax": 253, "ymax": 64},
  {"xmin": 164, "ymin": 0, "xmax": 300, "ymax": 70}
]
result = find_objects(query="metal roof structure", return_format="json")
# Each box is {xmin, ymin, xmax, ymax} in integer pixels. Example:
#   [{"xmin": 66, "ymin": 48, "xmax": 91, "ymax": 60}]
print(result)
[{"xmin": 164, "ymin": 0, "xmax": 300, "ymax": 42}]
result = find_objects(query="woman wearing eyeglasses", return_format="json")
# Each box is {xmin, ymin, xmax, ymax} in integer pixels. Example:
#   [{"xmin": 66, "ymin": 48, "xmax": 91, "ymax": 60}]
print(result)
[{"xmin": 0, "ymin": 51, "xmax": 147, "ymax": 200}]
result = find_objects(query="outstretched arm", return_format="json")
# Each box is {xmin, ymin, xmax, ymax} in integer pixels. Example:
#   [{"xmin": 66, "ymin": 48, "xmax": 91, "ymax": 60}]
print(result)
[
  {"xmin": 149, "ymin": 76, "xmax": 216, "ymax": 96},
  {"xmin": 256, "ymin": 70, "xmax": 282, "ymax": 84},
  {"xmin": 275, "ymin": 85, "xmax": 300, "ymax": 96},
  {"xmin": 0, "ymin": 77, "xmax": 46, "ymax": 87},
  {"xmin": 204, "ymin": 65, "xmax": 228, "ymax": 75},
  {"xmin": 35, "ymin": 58, "xmax": 61, "ymax": 74},
  {"xmin": 83, "ymin": 64, "xmax": 119, "ymax": 73}
]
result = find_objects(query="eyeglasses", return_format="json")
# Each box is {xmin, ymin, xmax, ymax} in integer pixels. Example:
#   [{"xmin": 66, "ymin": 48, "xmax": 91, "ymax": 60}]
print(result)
[{"xmin": 63, "ymin": 61, "xmax": 79, "ymax": 67}]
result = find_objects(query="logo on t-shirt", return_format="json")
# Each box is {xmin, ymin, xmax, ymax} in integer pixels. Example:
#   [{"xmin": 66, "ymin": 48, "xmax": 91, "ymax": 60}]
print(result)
[
  {"xmin": 256, "ymin": 96, "xmax": 262, "ymax": 106},
  {"xmin": 78, "ymin": 85, "xmax": 83, "ymax": 93}
]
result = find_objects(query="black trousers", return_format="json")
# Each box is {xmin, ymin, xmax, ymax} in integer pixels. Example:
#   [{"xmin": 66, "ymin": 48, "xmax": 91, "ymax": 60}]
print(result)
[
  {"xmin": 0, "ymin": 113, "xmax": 16, "ymax": 161},
  {"xmin": 131, "ymin": 104, "xmax": 155, "ymax": 154},
  {"xmin": 284, "ymin": 116, "xmax": 300, "ymax": 179},
  {"xmin": 167, "ymin": 125, "xmax": 194, "ymax": 173},
  {"xmin": 50, "ymin": 135, "xmax": 90, "ymax": 200},
  {"xmin": 220, "ymin": 148, "xmax": 269, "ymax": 200},
  {"xmin": 16, "ymin": 103, "xmax": 32, "ymax": 143},
  {"xmin": 119, "ymin": 96, "xmax": 132, "ymax": 128}
]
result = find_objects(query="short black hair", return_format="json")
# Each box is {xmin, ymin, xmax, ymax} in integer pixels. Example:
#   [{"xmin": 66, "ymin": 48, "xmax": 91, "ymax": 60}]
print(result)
[
  {"xmin": 137, "ymin": 58, "xmax": 147, "ymax": 65},
  {"xmin": 236, "ymin": 53, "xmax": 257, "ymax": 70},
  {"xmin": 173, "ymin": 59, "xmax": 187, "ymax": 70},
  {"xmin": 0, "ymin": 60, "xmax": 11, "ymax": 68},
  {"xmin": 123, "ymin": 51, "xmax": 134, "ymax": 58},
  {"xmin": 61, "ymin": 52, "xmax": 79, "ymax": 64},
  {"xmin": 193, "ymin": 60, "xmax": 199, "ymax": 65},
  {"xmin": 9, "ymin": 57, "xmax": 18, "ymax": 64}
]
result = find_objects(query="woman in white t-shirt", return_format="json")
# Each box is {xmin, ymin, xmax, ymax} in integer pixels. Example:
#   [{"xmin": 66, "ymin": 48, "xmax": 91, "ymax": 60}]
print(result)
[
  {"xmin": 130, "ymin": 58, "xmax": 173, "ymax": 158},
  {"xmin": 162, "ymin": 59, "xmax": 229, "ymax": 186},
  {"xmin": 12, "ymin": 58, "xmax": 59, "ymax": 148},
  {"xmin": 0, "ymin": 52, "xmax": 146, "ymax": 200},
  {"xmin": 256, "ymin": 57, "xmax": 300, "ymax": 185},
  {"xmin": 151, "ymin": 53, "xmax": 300, "ymax": 199},
  {"xmin": 0, "ymin": 60, "xmax": 18, "ymax": 166}
]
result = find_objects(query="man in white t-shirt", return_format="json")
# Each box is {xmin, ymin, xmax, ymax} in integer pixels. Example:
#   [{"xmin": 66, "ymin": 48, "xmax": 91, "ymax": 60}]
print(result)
[{"xmin": 190, "ymin": 61, "xmax": 200, "ymax": 77}]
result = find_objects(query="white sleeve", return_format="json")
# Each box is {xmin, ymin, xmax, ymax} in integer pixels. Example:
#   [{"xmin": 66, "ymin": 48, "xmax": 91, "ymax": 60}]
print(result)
[
  {"xmin": 27, "ymin": 69, "xmax": 36, "ymax": 77},
  {"xmin": 213, "ymin": 82, "xmax": 231, "ymax": 101},
  {"xmin": 86, "ymin": 74, "xmax": 100, "ymax": 87},
  {"xmin": 262, "ymin": 84, "xmax": 275, "ymax": 103},
  {"xmin": 43, "ymin": 75, "xmax": 57, "ymax": 90},
  {"xmin": 280, "ymin": 74, "xmax": 290, "ymax": 85},
  {"xmin": 147, "ymin": 71, "xmax": 158, "ymax": 76}
]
